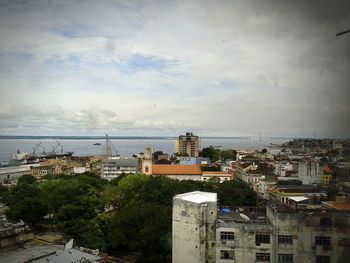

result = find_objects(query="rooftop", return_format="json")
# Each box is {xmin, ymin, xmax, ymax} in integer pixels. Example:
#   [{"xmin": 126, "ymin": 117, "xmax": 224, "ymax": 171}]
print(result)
[
  {"xmin": 174, "ymin": 191, "xmax": 217, "ymax": 204},
  {"xmin": 288, "ymin": 196, "xmax": 309, "ymax": 202},
  {"xmin": 152, "ymin": 164, "xmax": 202, "ymax": 175},
  {"xmin": 322, "ymin": 201, "xmax": 350, "ymax": 211},
  {"xmin": 217, "ymin": 207, "xmax": 268, "ymax": 224},
  {"xmin": 269, "ymin": 184, "xmax": 323, "ymax": 193}
]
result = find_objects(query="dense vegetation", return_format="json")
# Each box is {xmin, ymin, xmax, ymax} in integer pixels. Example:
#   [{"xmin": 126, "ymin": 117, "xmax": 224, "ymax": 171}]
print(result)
[
  {"xmin": 200, "ymin": 145, "xmax": 237, "ymax": 162},
  {"xmin": 0, "ymin": 173, "xmax": 256, "ymax": 263}
]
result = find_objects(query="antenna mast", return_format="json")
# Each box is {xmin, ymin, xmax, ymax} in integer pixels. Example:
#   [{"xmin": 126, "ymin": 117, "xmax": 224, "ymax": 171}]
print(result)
[{"xmin": 106, "ymin": 134, "xmax": 112, "ymax": 157}]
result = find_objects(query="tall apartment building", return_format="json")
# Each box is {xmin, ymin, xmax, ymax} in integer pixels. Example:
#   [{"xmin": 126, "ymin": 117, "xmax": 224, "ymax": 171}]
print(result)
[
  {"xmin": 173, "ymin": 191, "xmax": 350, "ymax": 263},
  {"xmin": 175, "ymin": 132, "xmax": 200, "ymax": 157}
]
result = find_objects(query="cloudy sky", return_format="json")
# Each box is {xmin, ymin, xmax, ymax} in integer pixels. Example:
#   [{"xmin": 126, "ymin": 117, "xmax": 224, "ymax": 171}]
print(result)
[{"xmin": 0, "ymin": 0, "xmax": 349, "ymax": 137}]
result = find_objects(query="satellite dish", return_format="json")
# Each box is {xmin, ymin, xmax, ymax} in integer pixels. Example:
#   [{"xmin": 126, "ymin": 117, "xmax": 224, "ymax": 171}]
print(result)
[{"xmin": 240, "ymin": 213, "xmax": 251, "ymax": 221}]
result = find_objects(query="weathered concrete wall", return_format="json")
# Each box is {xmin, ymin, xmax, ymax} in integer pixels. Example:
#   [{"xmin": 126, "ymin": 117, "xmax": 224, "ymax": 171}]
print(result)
[{"xmin": 173, "ymin": 195, "xmax": 217, "ymax": 263}]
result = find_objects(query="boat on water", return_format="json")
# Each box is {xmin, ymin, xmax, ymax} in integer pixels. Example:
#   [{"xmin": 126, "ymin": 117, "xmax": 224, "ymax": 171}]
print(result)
[
  {"xmin": 93, "ymin": 143, "xmax": 101, "ymax": 146},
  {"xmin": 8, "ymin": 141, "xmax": 74, "ymax": 166}
]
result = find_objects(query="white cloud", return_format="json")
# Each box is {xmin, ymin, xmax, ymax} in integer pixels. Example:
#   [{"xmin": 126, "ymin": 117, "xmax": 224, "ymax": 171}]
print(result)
[{"xmin": 0, "ymin": 0, "xmax": 349, "ymax": 137}]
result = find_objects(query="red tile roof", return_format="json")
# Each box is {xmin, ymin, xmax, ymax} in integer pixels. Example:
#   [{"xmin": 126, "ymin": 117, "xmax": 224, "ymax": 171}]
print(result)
[
  {"xmin": 152, "ymin": 164, "xmax": 202, "ymax": 175},
  {"xmin": 323, "ymin": 165, "xmax": 333, "ymax": 174}
]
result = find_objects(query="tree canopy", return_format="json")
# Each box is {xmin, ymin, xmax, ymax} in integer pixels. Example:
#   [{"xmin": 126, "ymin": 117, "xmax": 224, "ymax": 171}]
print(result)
[
  {"xmin": 200, "ymin": 146, "xmax": 237, "ymax": 162},
  {"xmin": 1, "ymin": 172, "xmax": 256, "ymax": 263}
]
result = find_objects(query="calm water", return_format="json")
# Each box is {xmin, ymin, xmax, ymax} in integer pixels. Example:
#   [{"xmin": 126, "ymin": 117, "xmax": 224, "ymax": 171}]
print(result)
[{"xmin": 0, "ymin": 138, "xmax": 284, "ymax": 162}]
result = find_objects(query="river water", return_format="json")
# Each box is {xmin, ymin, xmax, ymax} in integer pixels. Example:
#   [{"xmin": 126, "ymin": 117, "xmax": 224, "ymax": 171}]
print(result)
[{"xmin": 0, "ymin": 137, "xmax": 286, "ymax": 162}]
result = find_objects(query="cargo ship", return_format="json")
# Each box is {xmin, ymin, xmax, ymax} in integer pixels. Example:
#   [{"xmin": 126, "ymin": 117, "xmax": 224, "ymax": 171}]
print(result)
[{"xmin": 6, "ymin": 141, "xmax": 74, "ymax": 166}]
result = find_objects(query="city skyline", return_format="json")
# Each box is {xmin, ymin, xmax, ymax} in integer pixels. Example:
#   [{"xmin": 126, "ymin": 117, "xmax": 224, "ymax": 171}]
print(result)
[{"xmin": 0, "ymin": 0, "xmax": 349, "ymax": 138}]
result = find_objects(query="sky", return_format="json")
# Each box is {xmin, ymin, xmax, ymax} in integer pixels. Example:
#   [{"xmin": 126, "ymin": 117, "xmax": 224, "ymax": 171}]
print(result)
[{"xmin": 0, "ymin": 0, "xmax": 349, "ymax": 138}]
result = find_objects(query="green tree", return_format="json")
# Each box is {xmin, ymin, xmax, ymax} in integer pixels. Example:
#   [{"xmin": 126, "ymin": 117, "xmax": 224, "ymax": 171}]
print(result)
[
  {"xmin": 4, "ymin": 184, "xmax": 47, "ymax": 227},
  {"xmin": 220, "ymin": 149, "xmax": 237, "ymax": 161},
  {"xmin": 200, "ymin": 146, "xmax": 220, "ymax": 162},
  {"xmin": 217, "ymin": 180, "xmax": 257, "ymax": 206},
  {"xmin": 17, "ymin": 174, "xmax": 36, "ymax": 185}
]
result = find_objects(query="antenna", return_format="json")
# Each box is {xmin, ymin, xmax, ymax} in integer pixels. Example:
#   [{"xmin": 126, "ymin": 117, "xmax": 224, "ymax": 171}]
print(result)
[{"xmin": 106, "ymin": 134, "xmax": 112, "ymax": 157}]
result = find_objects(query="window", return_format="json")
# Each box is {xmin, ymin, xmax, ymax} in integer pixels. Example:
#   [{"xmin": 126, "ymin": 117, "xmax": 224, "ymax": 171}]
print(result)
[
  {"xmin": 278, "ymin": 235, "xmax": 293, "ymax": 244},
  {"xmin": 278, "ymin": 254, "xmax": 293, "ymax": 263},
  {"xmin": 315, "ymin": 236, "xmax": 331, "ymax": 246},
  {"xmin": 256, "ymin": 234, "xmax": 270, "ymax": 244},
  {"xmin": 256, "ymin": 253, "xmax": 270, "ymax": 262},
  {"xmin": 316, "ymin": 255, "xmax": 330, "ymax": 263},
  {"xmin": 220, "ymin": 231, "xmax": 234, "ymax": 240},
  {"xmin": 220, "ymin": 250, "xmax": 234, "ymax": 260},
  {"xmin": 320, "ymin": 218, "xmax": 332, "ymax": 227}
]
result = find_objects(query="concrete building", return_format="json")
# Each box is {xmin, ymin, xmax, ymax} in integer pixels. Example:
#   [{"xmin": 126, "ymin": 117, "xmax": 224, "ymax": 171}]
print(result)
[
  {"xmin": 0, "ymin": 217, "xmax": 33, "ymax": 250},
  {"xmin": 172, "ymin": 191, "xmax": 350, "ymax": 263},
  {"xmin": 175, "ymin": 132, "xmax": 200, "ymax": 157},
  {"xmin": 297, "ymin": 160, "xmax": 323, "ymax": 185},
  {"xmin": 101, "ymin": 157, "xmax": 140, "ymax": 180},
  {"xmin": 0, "ymin": 239, "xmax": 108, "ymax": 262},
  {"xmin": 152, "ymin": 164, "xmax": 202, "ymax": 181},
  {"xmin": 268, "ymin": 185, "xmax": 327, "ymax": 205},
  {"xmin": 0, "ymin": 163, "xmax": 40, "ymax": 184},
  {"xmin": 216, "ymin": 207, "xmax": 272, "ymax": 263},
  {"xmin": 173, "ymin": 191, "xmax": 217, "ymax": 263}
]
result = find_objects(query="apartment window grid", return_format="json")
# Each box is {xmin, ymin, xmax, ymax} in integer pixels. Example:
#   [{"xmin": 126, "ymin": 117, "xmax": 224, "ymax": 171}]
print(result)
[
  {"xmin": 220, "ymin": 250, "xmax": 234, "ymax": 260},
  {"xmin": 256, "ymin": 252, "xmax": 270, "ymax": 262},
  {"xmin": 316, "ymin": 255, "xmax": 330, "ymax": 263},
  {"xmin": 315, "ymin": 236, "xmax": 331, "ymax": 246},
  {"xmin": 278, "ymin": 254, "xmax": 293, "ymax": 263},
  {"xmin": 256, "ymin": 234, "xmax": 270, "ymax": 244},
  {"xmin": 220, "ymin": 231, "xmax": 234, "ymax": 240},
  {"xmin": 278, "ymin": 235, "xmax": 293, "ymax": 244}
]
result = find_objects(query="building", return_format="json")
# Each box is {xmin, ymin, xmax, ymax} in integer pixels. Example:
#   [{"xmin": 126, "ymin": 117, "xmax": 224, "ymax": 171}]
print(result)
[
  {"xmin": 322, "ymin": 166, "xmax": 333, "ymax": 188},
  {"xmin": 268, "ymin": 185, "xmax": 327, "ymax": 205},
  {"xmin": 152, "ymin": 164, "xmax": 202, "ymax": 181},
  {"xmin": 141, "ymin": 147, "xmax": 153, "ymax": 175},
  {"xmin": 175, "ymin": 132, "xmax": 200, "ymax": 157},
  {"xmin": 0, "ymin": 163, "xmax": 40, "ymax": 184},
  {"xmin": 0, "ymin": 217, "xmax": 33, "ymax": 250},
  {"xmin": 172, "ymin": 191, "xmax": 350, "ymax": 263},
  {"xmin": 0, "ymin": 239, "xmax": 108, "ymax": 262},
  {"xmin": 179, "ymin": 157, "xmax": 211, "ymax": 166},
  {"xmin": 297, "ymin": 160, "xmax": 323, "ymax": 185},
  {"xmin": 101, "ymin": 157, "xmax": 140, "ymax": 180},
  {"xmin": 172, "ymin": 191, "xmax": 217, "ymax": 263},
  {"xmin": 202, "ymin": 171, "xmax": 232, "ymax": 183}
]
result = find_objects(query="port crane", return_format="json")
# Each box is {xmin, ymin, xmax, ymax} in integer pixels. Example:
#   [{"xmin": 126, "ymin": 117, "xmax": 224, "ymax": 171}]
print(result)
[
  {"xmin": 32, "ymin": 142, "xmax": 42, "ymax": 154},
  {"xmin": 52, "ymin": 140, "xmax": 62, "ymax": 153}
]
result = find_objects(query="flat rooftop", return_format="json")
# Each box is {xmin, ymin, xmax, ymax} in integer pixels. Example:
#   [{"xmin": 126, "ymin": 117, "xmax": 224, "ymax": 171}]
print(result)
[
  {"xmin": 174, "ymin": 191, "xmax": 217, "ymax": 204},
  {"xmin": 217, "ymin": 207, "xmax": 268, "ymax": 224}
]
